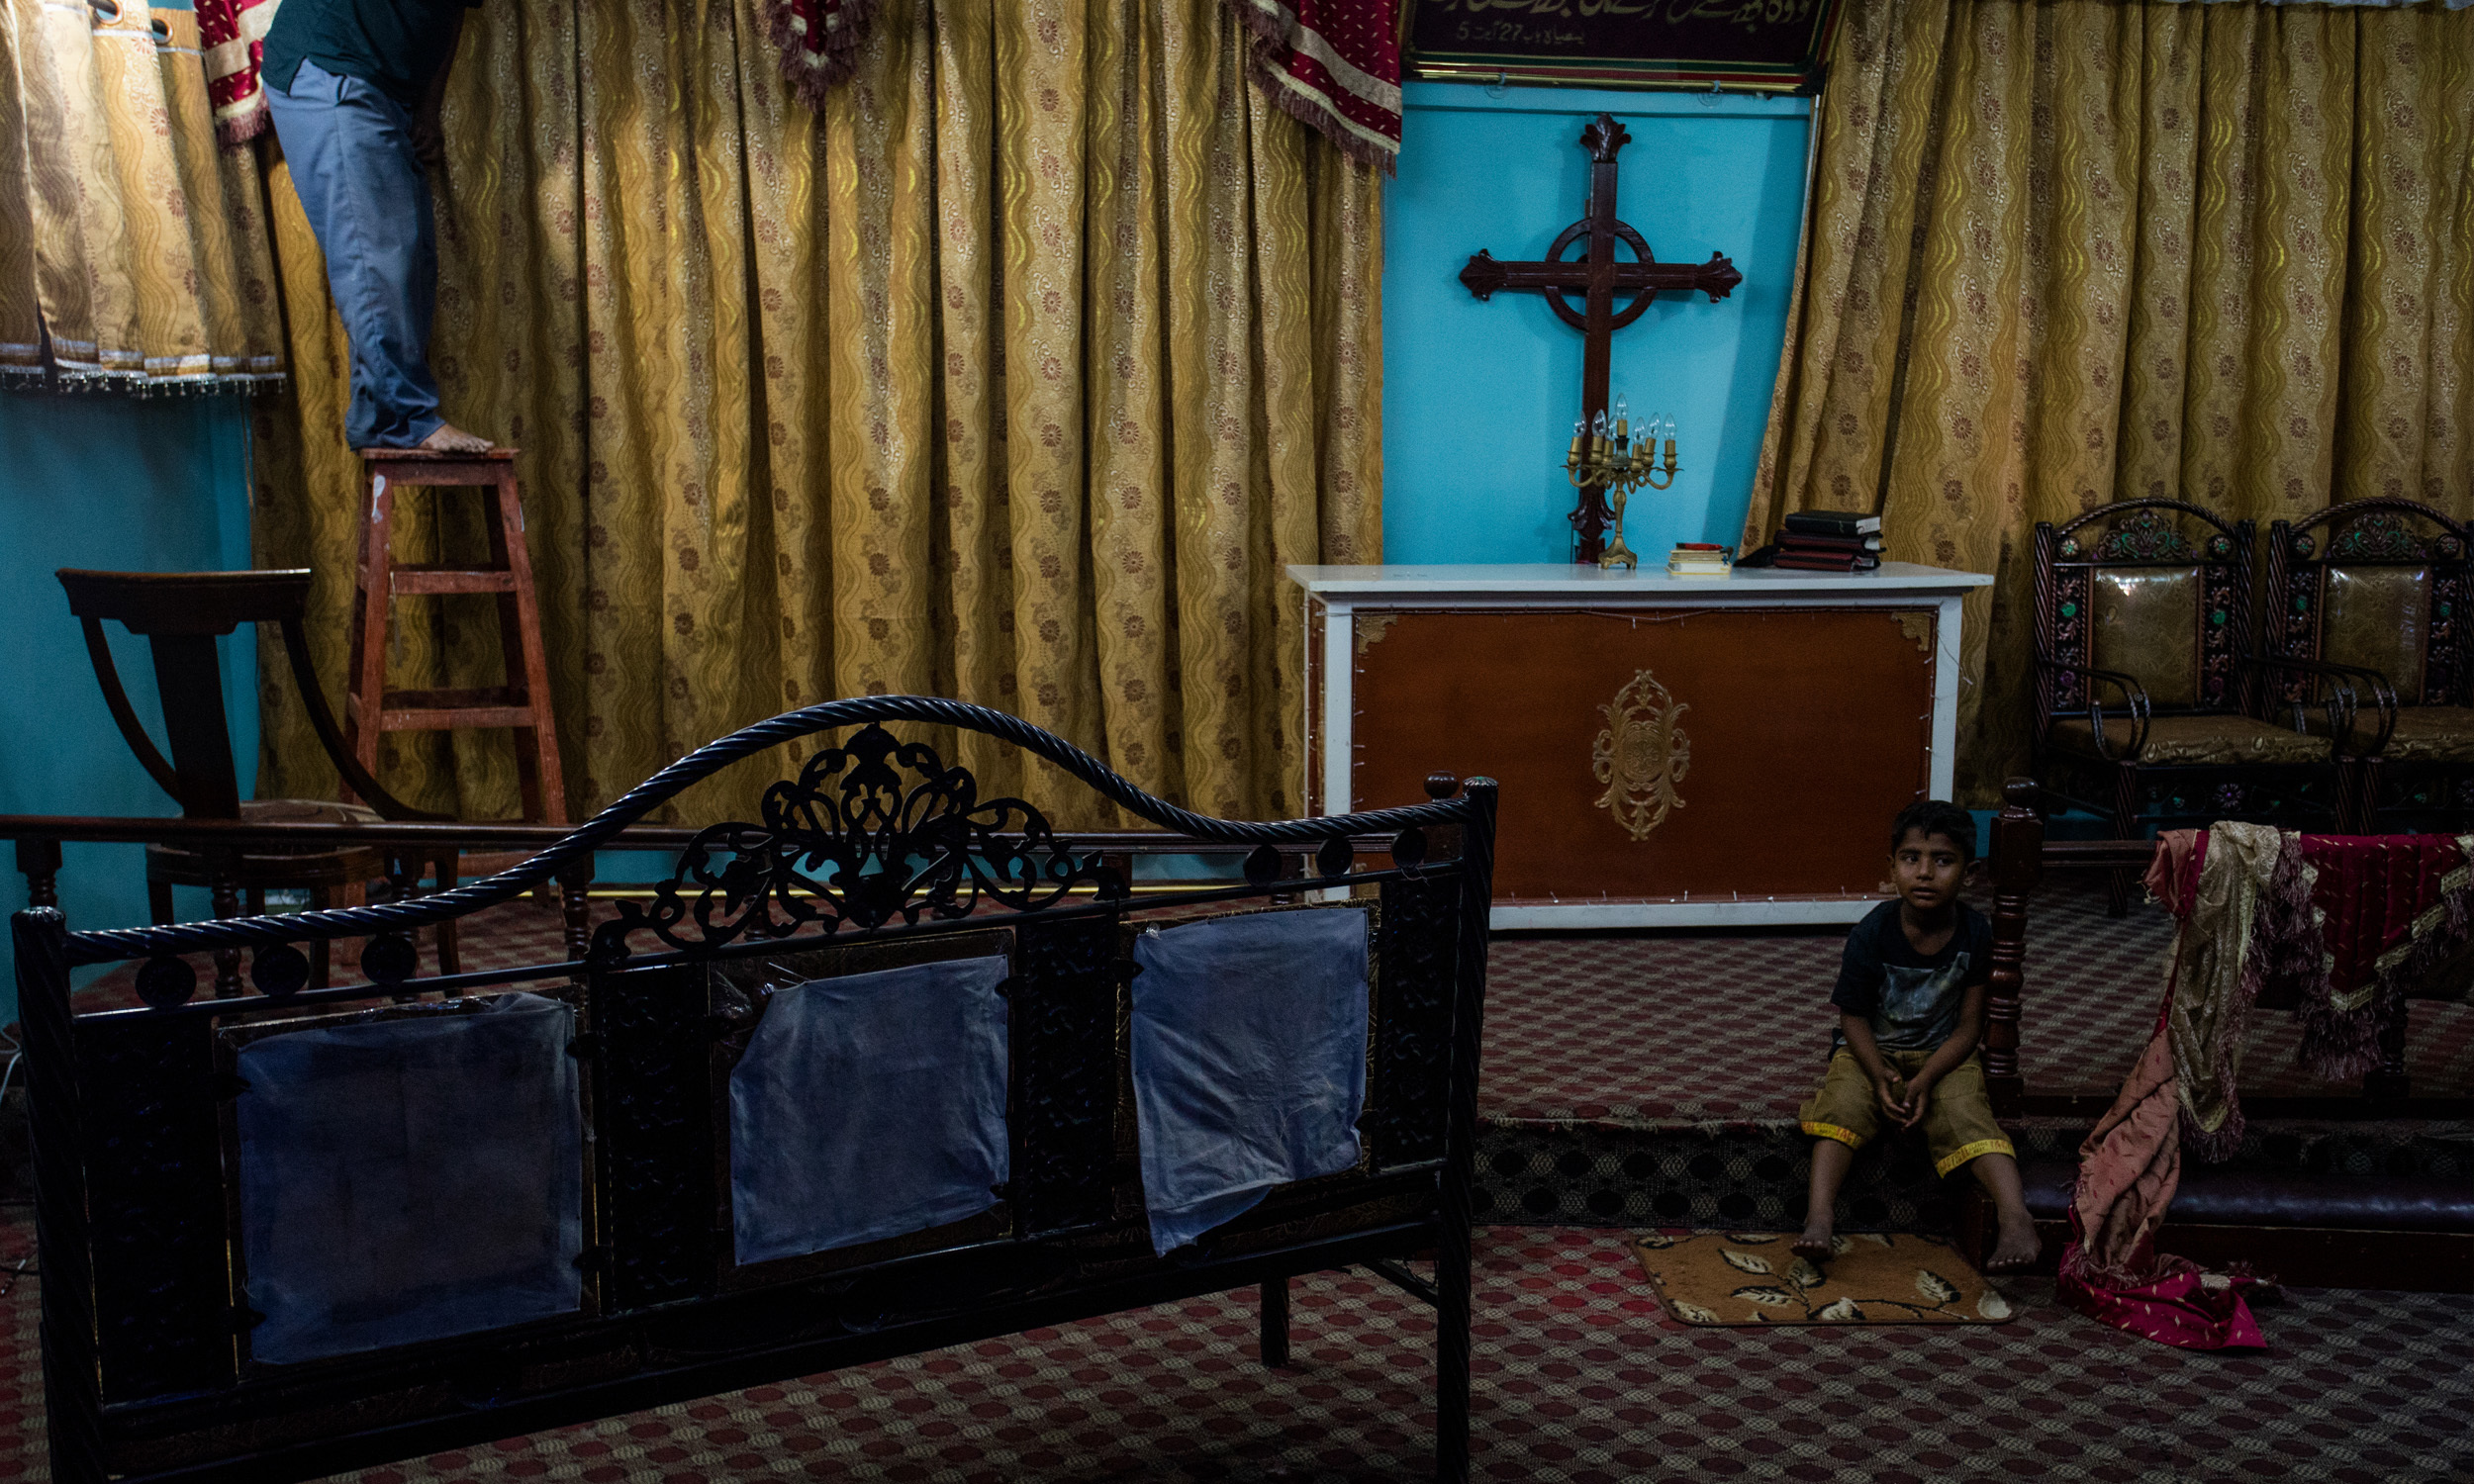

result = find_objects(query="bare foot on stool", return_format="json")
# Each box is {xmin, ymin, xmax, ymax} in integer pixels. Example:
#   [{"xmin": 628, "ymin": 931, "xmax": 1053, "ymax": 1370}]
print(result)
[{"xmin": 419, "ymin": 421, "xmax": 493, "ymax": 453}]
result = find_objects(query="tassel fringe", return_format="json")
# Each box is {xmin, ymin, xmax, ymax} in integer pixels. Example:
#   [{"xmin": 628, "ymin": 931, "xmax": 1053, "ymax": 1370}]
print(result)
[{"xmin": 765, "ymin": 0, "xmax": 881, "ymax": 111}]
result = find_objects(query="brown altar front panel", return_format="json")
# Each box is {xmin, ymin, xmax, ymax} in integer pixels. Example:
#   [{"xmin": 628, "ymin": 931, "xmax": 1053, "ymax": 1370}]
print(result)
[{"xmin": 1349, "ymin": 607, "xmax": 1937, "ymax": 901}]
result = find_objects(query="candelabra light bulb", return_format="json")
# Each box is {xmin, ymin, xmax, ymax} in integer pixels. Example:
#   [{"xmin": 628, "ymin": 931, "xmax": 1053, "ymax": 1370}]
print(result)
[
  {"xmin": 1590, "ymin": 410, "xmax": 1608, "ymax": 437},
  {"xmin": 1572, "ymin": 416, "xmax": 1585, "ymax": 436},
  {"xmin": 1665, "ymin": 417, "xmax": 1676, "ymax": 439},
  {"xmin": 1613, "ymin": 394, "xmax": 1629, "ymax": 423}
]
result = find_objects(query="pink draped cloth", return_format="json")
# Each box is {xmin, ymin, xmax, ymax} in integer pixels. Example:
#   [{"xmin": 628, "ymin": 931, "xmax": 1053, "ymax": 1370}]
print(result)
[
  {"xmin": 2057, "ymin": 827, "xmax": 2264, "ymax": 1350},
  {"xmin": 2055, "ymin": 1020, "xmax": 2264, "ymax": 1349},
  {"xmin": 2065, "ymin": 825, "xmax": 2474, "ymax": 1348}
]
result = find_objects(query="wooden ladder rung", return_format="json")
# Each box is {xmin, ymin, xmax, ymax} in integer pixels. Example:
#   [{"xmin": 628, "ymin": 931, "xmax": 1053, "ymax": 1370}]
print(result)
[
  {"xmin": 349, "ymin": 686, "xmax": 540, "ymax": 732},
  {"xmin": 387, "ymin": 565, "xmax": 517, "ymax": 595}
]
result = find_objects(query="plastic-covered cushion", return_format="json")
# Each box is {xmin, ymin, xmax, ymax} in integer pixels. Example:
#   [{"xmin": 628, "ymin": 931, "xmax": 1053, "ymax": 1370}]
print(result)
[
  {"xmin": 2090, "ymin": 568, "xmax": 2201, "ymax": 707},
  {"xmin": 2021, "ymin": 1160, "xmax": 2474, "ymax": 1233},
  {"xmin": 2323, "ymin": 564, "xmax": 2431, "ymax": 700},
  {"xmin": 1130, "ymin": 907, "xmax": 1372, "ymax": 1255},
  {"xmin": 2047, "ymin": 713, "xmax": 2329, "ymax": 766},
  {"xmin": 236, "ymin": 993, "xmax": 583, "ymax": 1365},
  {"xmin": 728, "ymin": 954, "xmax": 1010, "ymax": 1266},
  {"xmin": 2308, "ymin": 705, "xmax": 2474, "ymax": 764}
]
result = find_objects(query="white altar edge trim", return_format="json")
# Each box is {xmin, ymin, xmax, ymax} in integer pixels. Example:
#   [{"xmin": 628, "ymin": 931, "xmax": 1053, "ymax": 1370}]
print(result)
[{"xmin": 1490, "ymin": 898, "xmax": 1883, "ymax": 929}]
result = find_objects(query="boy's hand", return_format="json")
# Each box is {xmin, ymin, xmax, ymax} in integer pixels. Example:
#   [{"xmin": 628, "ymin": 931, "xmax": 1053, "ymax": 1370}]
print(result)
[
  {"xmin": 1894, "ymin": 1072, "xmax": 1939, "ymax": 1128},
  {"xmin": 1873, "ymin": 1077, "xmax": 1909, "ymax": 1124}
]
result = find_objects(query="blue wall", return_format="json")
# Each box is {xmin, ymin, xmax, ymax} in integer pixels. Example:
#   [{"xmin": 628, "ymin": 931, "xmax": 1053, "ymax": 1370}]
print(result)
[
  {"xmin": 0, "ymin": 390, "xmax": 258, "ymax": 1012},
  {"xmin": 1382, "ymin": 82, "xmax": 1811, "ymax": 564}
]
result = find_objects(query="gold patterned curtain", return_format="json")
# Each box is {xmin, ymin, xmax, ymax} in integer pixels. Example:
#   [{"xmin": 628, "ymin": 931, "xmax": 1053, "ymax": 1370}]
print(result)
[
  {"xmin": 1742, "ymin": 0, "xmax": 2474, "ymax": 801},
  {"xmin": 252, "ymin": 0, "xmax": 1383, "ymax": 829},
  {"xmin": 1, "ymin": 0, "xmax": 283, "ymax": 386}
]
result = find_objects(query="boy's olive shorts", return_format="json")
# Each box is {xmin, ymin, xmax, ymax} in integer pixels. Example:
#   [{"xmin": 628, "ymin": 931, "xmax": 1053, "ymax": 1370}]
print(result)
[{"xmin": 1797, "ymin": 1048, "xmax": 2014, "ymax": 1178}]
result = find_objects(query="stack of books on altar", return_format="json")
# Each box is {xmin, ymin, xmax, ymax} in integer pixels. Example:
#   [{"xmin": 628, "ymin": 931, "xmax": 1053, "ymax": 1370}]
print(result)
[
  {"xmin": 1666, "ymin": 543, "xmax": 1733, "ymax": 578},
  {"xmin": 1775, "ymin": 510, "xmax": 1883, "ymax": 572}
]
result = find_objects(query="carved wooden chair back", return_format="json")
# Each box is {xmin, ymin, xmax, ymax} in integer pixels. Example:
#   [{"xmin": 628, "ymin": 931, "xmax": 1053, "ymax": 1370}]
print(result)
[
  {"xmin": 2031, "ymin": 499, "xmax": 2254, "ymax": 727},
  {"xmin": 56, "ymin": 568, "xmax": 429, "ymax": 821},
  {"xmin": 2262, "ymin": 500, "xmax": 2474, "ymax": 711}
]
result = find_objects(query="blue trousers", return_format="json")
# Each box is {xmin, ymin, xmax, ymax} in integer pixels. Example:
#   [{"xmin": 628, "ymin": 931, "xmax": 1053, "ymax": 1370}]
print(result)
[{"xmin": 267, "ymin": 60, "xmax": 445, "ymax": 449}]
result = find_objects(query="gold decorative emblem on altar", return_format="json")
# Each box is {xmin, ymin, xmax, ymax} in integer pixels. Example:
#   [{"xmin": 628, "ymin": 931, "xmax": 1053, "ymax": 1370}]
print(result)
[{"xmin": 1592, "ymin": 669, "xmax": 1691, "ymax": 841}]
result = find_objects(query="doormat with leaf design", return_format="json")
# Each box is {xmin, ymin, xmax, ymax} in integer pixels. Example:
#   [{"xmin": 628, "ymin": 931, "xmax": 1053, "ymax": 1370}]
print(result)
[{"xmin": 1629, "ymin": 1231, "xmax": 2014, "ymax": 1326}]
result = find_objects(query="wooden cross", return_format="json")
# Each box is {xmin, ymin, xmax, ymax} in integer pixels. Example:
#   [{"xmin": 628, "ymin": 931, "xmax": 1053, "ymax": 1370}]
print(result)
[{"xmin": 1461, "ymin": 113, "xmax": 1743, "ymax": 562}]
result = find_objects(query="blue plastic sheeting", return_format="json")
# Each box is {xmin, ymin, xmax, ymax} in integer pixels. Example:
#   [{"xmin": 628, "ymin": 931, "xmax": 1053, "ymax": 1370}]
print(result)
[
  {"xmin": 728, "ymin": 954, "xmax": 1011, "ymax": 1265},
  {"xmin": 236, "ymin": 993, "xmax": 584, "ymax": 1364},
  {"xmin": 1131, "ymin": 907, "xmax": 1373, "ymax": 1255}
]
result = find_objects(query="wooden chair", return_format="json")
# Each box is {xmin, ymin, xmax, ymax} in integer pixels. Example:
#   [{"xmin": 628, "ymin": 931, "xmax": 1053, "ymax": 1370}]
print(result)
[
  {"xmin": 2261, "ymin": 499, "xmax": 2474, "ymax": 833},
  {"xmin": 56, "ymin": 568, "xmax": 459, "ymax": 991},
  {"xmin": 2030, "ymin": 498, "xmax": 2355, "ymax": 912}
]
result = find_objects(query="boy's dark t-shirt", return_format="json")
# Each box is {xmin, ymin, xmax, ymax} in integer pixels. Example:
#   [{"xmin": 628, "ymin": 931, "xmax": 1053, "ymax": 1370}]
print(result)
[
  {"xmin": 1829, "ymin": 899, "xmax": 1992, "ymax": 1052},
  {"xmin": 264, "ymin": 0, "xmax": 482, "ymax": 112}
]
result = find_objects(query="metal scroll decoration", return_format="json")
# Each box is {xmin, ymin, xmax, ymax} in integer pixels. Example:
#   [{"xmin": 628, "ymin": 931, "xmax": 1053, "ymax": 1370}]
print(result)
[
  {"xmin": 590, "ymin": 723, "xmax": 1121, "ymax": 963},
  {"xmin": 1591, "ymin": 669, "xmax": 1691, "ymax": 842}
]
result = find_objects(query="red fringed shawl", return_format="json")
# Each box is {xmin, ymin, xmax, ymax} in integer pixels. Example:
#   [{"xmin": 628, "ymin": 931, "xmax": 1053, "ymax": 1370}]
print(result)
[
  {"xmin": 766, "ymin": 0, "xmax": 879, "ymax": 107},
  {"xmin": 1227, "ymin": 0, "xmax": 1401, "ymax": 173},
  {"xmin": 199, "ymin": 0, "xmax": 283, "ymax": 145}
]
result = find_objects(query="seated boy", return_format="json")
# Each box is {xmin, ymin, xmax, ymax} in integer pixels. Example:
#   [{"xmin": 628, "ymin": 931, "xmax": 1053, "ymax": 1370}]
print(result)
[{"xmin": 1792, "ymin": 799, "xmax": 2041, "ymax": 1272}]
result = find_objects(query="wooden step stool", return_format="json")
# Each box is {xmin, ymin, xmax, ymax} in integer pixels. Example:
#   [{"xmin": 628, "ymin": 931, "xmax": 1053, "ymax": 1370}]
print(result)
[{"xmin": 346, "ymin": 447, "xmax": 568, "ymax": 826}]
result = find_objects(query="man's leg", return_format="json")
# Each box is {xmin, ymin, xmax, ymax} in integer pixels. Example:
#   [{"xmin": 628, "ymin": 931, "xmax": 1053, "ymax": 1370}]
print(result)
[{"xmin": 268, "ymin": 62, "xmax": 480, "ymax": 450}]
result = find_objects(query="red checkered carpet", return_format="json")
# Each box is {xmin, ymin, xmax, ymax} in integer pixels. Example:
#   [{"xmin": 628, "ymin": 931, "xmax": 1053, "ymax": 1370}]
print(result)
[{"xmin": 0, "ymin": 1217, "xmax": 2466, "ymax": 1482}]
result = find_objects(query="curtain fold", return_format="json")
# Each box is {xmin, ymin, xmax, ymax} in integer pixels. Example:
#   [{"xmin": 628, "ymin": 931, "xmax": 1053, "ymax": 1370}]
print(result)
[
  {"xmin": 253, "ymin": 0, "xmax": 1383, "ymax": 830},
  {"xmin": 1, "ymin": 0, "xmax": 282, "ymax": 387},
  {"xmin": 1744, "ymin": 0, "xmax": 2474, "ymax": 801}
]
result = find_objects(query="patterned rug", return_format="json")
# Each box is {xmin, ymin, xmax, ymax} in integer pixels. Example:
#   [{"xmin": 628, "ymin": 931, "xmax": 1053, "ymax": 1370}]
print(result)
[
  {"xmin": 0, "ymin": 1217, "xmax": 2466, "ymax": 1482},
  {"xmin": 1630, "ymin": 1231, "xmax": 2011, "ymax": 1328}
]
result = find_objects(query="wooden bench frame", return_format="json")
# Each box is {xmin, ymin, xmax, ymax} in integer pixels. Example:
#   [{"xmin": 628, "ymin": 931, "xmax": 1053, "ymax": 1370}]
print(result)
[{"xmin": 16, "ymin": 697, "xmax": 1500, "ymax": 1484}]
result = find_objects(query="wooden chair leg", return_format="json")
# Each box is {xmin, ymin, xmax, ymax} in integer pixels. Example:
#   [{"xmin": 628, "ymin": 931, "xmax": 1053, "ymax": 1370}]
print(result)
[
  {"xmin": 1436, "ymin": 1232, "xmax": 1472, "ymax": 1484},
  {"xmin": 148, "ymin": 878, "xmax": 174, "ymax": 926},
  {"xmin": 2108, "ymin": 766, "xmax": 2138, "ymax": 917},
  {"xmin": 1259, "ymin": 1274, "xmax": 1290, "ymax": 1370},
  {"xmin": 307, "ymin": 886, "xmax": 332, "ymax": 990},
  {"xmin": 433, "ymin": 853, "xmax": 462, "ymax": 979},
  {"xmin": 557, "ymin": 857, "xmax": 595, "ymax": 974},
  {"xmin": 207, "ymin": 858, "xmax": 241, "ymax": 999},
  {"xmin": 2336, "ymin": 758, "xmax": 2375, "ymax": 835}
]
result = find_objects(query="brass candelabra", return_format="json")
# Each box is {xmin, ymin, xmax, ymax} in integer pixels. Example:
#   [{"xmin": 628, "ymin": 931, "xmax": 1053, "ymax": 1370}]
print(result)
[{"xmin": 1566, "ymin": 399, "xmax": 1678, "ymax": 570}]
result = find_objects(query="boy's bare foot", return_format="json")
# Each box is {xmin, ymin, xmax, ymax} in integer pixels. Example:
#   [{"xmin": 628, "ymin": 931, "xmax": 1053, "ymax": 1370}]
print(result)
[
  {"xmin": 1983, "ymin": 1213, "xmax": 2043, "ymax": 1273},
  {"xmin": 1791, "ymin": 1228, "xmax": 1835, "ymax": 1264},
  {"xmin": 418, "ymin": 421, "xmax": 493, "ymax": 453}
]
